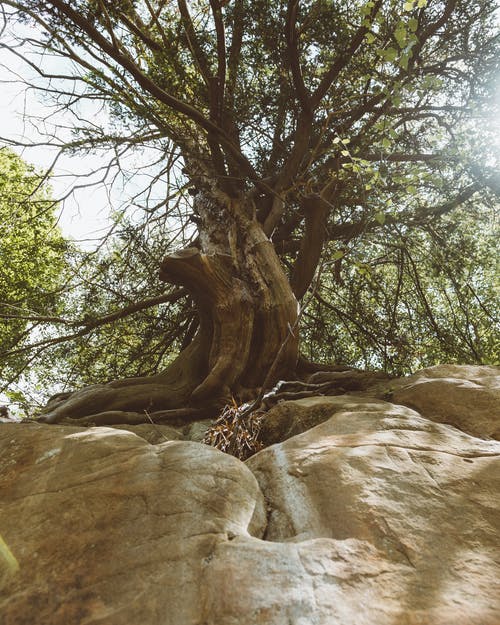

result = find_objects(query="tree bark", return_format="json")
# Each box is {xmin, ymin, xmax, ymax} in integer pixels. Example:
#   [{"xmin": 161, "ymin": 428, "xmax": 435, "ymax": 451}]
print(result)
[{"xmin": 38, "ymin": 191, "xmax": 299, "ymax": 424}]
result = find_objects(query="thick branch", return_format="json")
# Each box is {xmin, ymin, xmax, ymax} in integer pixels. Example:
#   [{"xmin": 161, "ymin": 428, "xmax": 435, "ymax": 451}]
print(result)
[
  {"xmin": 177, "ymin": 0, "xmax": 213, "ymax": 86},
  {"xmin": 285, "ymin": 0, "xmax": 311, "ymax": 112},
  {"xmin": 263, "ymin": 195, "xmax": 285, "ymax": 236},
  {"xmin": 209, "ymin": 0, "xmax": 227, "ymax": 122},
  {"xmin": 290, "ymin": 196, "xmax": 329, "ymax": 299},
  {"xmin": 275, "ymin": 112, "xmax": 313, "ymax": 191},
  {"xmin": 411, "ymin": 0, "xmax": 458, "ymax": 65}
]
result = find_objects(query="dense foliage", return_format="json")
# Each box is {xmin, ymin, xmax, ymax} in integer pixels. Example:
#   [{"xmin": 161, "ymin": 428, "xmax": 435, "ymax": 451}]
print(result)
[
  {"xmin": 303, "ymin": 204, "xmax": 499, "ymax": 372},
  {"xmin": 0, "ymin": 148, "xmax": 68, "ymax": 408}
]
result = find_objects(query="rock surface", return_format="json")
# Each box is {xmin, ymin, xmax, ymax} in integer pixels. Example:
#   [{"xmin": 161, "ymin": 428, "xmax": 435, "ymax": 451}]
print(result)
[
  {"xmin": 390, "ymin": 364, "xmax": 500, "ymax": 440},
  {"xmin": 1, "ymin": 365, "xmax": 499, "ymax": 624}
]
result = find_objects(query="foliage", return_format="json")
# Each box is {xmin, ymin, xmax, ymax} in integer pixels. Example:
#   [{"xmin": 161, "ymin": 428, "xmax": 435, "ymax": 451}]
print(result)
[
  {"xmin": 51, "ymin": 218, "xmax": 195, "ymax": 387},
  {"xmin": 0, "ymin": 148, "xmax": 69, "ymax": 409},
  {"xmin": 302, "ymin": 201, "xmax": 499, "ymax": 373}
]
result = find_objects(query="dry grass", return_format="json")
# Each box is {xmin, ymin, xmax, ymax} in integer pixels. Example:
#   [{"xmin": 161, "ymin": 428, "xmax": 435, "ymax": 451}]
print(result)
[{"xmin": 202, "ymin": 400, "xmax": 266, "ymax": 460}]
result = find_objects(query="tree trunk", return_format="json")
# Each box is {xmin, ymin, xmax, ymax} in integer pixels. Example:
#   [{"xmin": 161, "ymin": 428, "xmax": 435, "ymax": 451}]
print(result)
[{"xmin": 38, "ymin": 191, "xmax": 299, "ymax": 425}]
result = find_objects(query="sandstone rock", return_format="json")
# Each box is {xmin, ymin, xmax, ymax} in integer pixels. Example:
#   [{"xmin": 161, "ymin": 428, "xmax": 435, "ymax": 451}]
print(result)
[
  {"xmin": 0, "ymin": 424, "xmax": 266, "ymax": 625},
  {"xmin": 109, "ymin": 423, "xmax": 183, "ymax": 443},
  {"xmin": 183, "ymin": 418, "xmax": 214, "ymax": 442},
  {"xmin": 259, "ymin": 395, "xmax": 391, "ymax": 445},
  {"xmin": 247, "ymin": 398, "xmax": 500, "ymax": 625},
  {"xmin": 390, "ymin": 364, "xmax": 500, "ymax": 439},
  {"xmin": 109, "ymin": 420, "xmax": 220, "ymax": 444},
  {"xmin": 1, "ymin": 365, "xmax": 499, "ymax": 625}
]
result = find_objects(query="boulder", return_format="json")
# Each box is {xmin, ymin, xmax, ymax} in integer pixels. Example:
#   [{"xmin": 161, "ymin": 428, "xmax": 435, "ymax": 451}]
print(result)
[
  {"xmin": 1, "ymin": 365, "xmax": 499, "ymax": 624},
  {"xmin": 108, "ymin": 423, "xmax": 183, "ymax": 443},
  {"xmin": 0, "ymin": 424, "xmax": 266, "ymax": 625},
  {"xmin": 183, "ymin": 418, "xmax": 214, "ymax": 442},
  {"xmin": 248, "ymin": 400, "xmax": 500, "ymax": 625},
  {"xmin": 259, "ymin": 394, "xmax": 392, "ymax": 445},
  {"xmin": 390, "ymin": 364, "xmax": 500, "ymax": 439}
]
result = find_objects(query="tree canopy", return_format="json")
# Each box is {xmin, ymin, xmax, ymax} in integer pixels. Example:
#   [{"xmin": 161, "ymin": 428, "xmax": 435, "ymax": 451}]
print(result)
[
  {"xmin": 0, "ymin": 0, "xmax": 498, "ymax": 422},
  {"xmin": 0, "ymin": 147, "xmax": 67, "ymax": 410}
]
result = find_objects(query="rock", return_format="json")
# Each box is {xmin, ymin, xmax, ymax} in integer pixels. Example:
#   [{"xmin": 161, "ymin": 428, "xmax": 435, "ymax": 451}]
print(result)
[
  {"xmin": 108, "ymin": 423, "xmax": 183, "ymax": 443},
  {"xmin": 107, "ymin": 420, "xmax": 218, "ymax": 444},
  {"xmin": 247, "ymin": 397, "xmax": 500, "ymax": 624},
  {"xmin": 183, "ymin": 418, "xmax": 213, "ymax": 442},
  {"xmin": 390, "ymin": 364, "xmax": 500, "ymax": 439},
  {"xmin": 259, "ymin": 394, "xmax": 388, "ymax": 445},
  {"xmin": 0, "ymin": 423, "xmax": 266, "ymax": 625},
  {"xmin": 1, "ymin": 365, "xmax": 499, "ymax": 624}
]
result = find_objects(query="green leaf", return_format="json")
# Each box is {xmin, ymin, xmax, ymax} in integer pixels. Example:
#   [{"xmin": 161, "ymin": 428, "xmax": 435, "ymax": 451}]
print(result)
[
  {"xmin": 360, "ymin": 1, "xmax": 374, "ymax": 16},
  {"xmin": 5, "ymin": 390, "xmax": 27, "ymax": 404},
  {"xmin": 374, "ymin": 212, "xmax": 386, "ymax": 225},
  {"xmin": 365, "ymin": 32, "xmax": 376, "ymax": 44},
  {"xmin": 403, "ymin": 1, "xmax": 414, "ymax": 11},
  {"xmin": 341, "ymin": 150, "xmax": 350, "ymax": 157},
  {"xmin": 399, "ymin": 53, "xmax": 410, "ymax": 70},
  {"xmin": 395, "ymin": 26, "xmax": 407, "ymax": 48},
  {"xmin": 331, "ymin": 250, "xmax": 345, "ymax": 260},
  {"xmin": 382, "ymin": 137, "xmax": 391, "ymax": 148},
  {"xmin": 417, "ymin": 0, "xmax": 427, "ymax": 7},
  {"xmin": 408, "ymin": 18, "xmax": 418, "ymax": 32},
  {"xmin": 381, "ymin": 47, "xmax": 398, "ymax": 62}
]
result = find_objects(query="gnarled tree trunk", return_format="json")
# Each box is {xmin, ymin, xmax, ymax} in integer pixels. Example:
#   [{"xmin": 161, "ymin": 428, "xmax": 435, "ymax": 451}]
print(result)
[{"xmin": 38, "ymin": 190, "xmax": 299, "ymax": 425}]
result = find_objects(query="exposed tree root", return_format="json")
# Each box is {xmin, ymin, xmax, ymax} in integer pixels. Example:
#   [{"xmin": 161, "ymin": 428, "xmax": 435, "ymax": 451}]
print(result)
[
  {"xmin": 296, "ymin": 356, "xmax": 356, "ymax": 376},
  {"xmin": 203, "ymin": 369, "xmax": 393, "ymax": 458},
  {"xmin": 37, "ymin": 362, "xmax": 390, "ymax": 430},
  {"xmin": 57, "ymin": 407, "xmax": 214, "ymax": 428}
]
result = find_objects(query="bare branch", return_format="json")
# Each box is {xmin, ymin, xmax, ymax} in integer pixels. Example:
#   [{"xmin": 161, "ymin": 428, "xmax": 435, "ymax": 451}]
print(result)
[
  {"xmin": 311, "ymin": 0, "xmax": 383, "ymax": 108},
  {"xmin": 285, "ymin": 0, "xmax": 311, "ymax": 112},
  {"xmin": 1, "ymin": 290, "xmax": 187, "ymax": 359},
  {"xmin": 177, "ymin": 0, "xmax": 213, "ymax": 86}
]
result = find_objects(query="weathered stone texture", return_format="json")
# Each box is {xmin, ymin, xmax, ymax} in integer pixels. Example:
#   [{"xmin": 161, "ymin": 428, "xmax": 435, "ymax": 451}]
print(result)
[
  {"xmin": 391, "ymin": 364, "xmax": 500, "ymax": 439},
  {"xmin": 1, "ymin": 365, "xmax": 499, "ymax": 624}
]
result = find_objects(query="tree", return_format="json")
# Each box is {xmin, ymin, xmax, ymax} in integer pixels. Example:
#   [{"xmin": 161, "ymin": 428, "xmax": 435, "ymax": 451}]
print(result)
[
  {"xmin": 0, "ymin": 147, "xmax": 68, "ymax": 410},
  {"xmin": 1, "ymin": 0, "xmax": 498, "ymax": 424},
  {"xmin": 301, "ymin": 202, "xmax": 499, "ymax": 372}
]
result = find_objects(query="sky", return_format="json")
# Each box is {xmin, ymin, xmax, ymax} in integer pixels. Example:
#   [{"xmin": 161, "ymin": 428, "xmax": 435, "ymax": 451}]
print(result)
[{"xmin": 0, "ymin": 45, "xmax": 113, "ymax": 244}]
